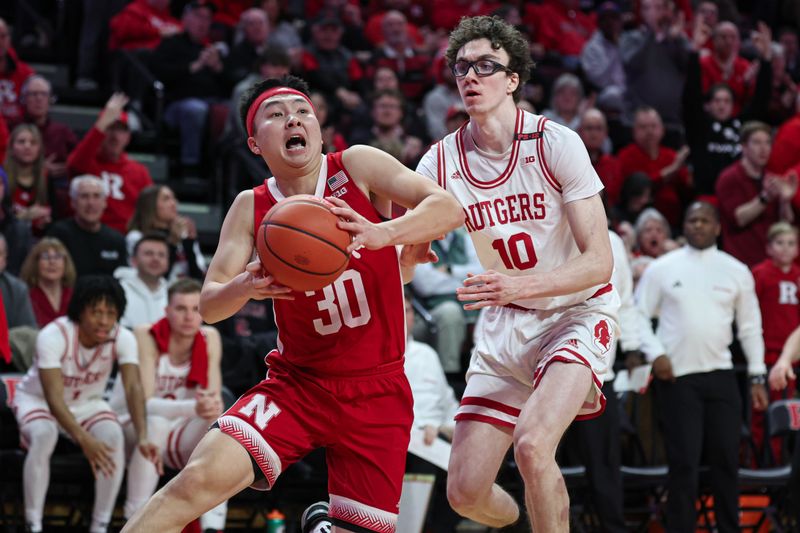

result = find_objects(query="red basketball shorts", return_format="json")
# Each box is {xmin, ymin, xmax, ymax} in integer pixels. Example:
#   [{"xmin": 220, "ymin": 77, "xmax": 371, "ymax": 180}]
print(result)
[{"xmin": 217, "ymin": 357, "xmax": 413, "ymax": 533}]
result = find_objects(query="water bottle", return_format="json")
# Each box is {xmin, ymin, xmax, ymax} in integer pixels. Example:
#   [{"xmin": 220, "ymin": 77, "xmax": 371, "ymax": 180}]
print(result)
[{"xmin": 266, "ymin": 509, "xmax": 286, "ymax": 533}]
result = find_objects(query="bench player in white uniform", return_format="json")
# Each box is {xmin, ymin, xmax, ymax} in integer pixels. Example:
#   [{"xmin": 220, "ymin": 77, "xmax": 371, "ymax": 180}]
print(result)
[
  {"xmin": 110, "ymin": 279, "xmax": 226, "ymax": 530},
  {"xmin": 415, "ymin": 16, "xmax": 619, "ymax": 532},
  {"xmin": 11, "ymin": 275, "xmax": 158, "ymax": 533}
]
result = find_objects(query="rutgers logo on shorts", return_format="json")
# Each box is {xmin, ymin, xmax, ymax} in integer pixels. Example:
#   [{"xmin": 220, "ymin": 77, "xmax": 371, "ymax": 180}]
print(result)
[{"xmin": 593, "ymin": 320, "xmax": 612, "ymax": 354}]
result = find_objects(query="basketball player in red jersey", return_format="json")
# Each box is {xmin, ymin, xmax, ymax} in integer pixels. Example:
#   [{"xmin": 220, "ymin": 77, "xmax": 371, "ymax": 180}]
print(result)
[
  {"xmin": 121, "ymin": 75, "xmax": 462, "ymax": 533},
  {"xmin": 415, "ymin": 17, "xmax": 618, "ymax": 532}
]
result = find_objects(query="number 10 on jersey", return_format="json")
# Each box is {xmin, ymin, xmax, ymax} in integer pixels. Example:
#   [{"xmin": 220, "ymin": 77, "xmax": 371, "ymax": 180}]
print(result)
[{"xmin": 491, "ymin": 232, "xmax": 538, "ymax": 270}]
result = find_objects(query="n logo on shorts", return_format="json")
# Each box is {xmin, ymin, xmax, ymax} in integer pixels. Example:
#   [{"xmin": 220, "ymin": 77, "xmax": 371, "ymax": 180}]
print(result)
[
  {"xmin": 238, "ymin": 394, "xmax": 281, "ymax": 430},
  {"xmin": 593, "ymin": 320, "xmax": 612, "ymax": 354}
]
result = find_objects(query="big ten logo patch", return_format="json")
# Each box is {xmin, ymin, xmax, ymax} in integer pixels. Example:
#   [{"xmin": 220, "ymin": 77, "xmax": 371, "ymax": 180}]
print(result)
[
  {"xmin": 593, "ymin": 319, "xmax": 612, "ymax": 354},
  {"xmin": 523, "ymin": 155, "xmax": 536, "ymax": 165}
]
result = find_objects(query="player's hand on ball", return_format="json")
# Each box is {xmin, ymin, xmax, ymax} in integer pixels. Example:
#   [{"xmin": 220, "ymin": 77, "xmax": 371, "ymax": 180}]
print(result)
[
  {"xmin": 326, "ymin": 196, "xmax": 391, "ymax": 252},
  {"xmin": 138, "ymin": 439, "xmax": 164, "ymax": 475},
  {"xmin": 243, "ymin": 261, "xmax": 294, "ymax": 300},
  {"xmin": 399, "ymin": 242, "xmax": 438, "ymax": 268},
  {"xmin": 79, "ymin": 434, "xmax": 117, "ymax": 478},
  {"xmin": 456, "ymin": 271, "xmax": 530, "ymax": 310}
]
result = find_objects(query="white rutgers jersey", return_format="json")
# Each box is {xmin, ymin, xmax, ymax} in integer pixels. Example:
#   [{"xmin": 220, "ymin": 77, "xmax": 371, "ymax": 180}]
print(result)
[
  {"xmin": 16, "ymin": 316, "xmax": 138, "ymax": 405},
  {"xmin": 417, "ymin": 109, "xmax": 607, "ymax": 310}
]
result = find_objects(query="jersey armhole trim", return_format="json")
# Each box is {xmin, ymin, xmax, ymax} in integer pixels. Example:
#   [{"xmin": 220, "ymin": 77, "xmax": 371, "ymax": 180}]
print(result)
[{"xmin": 536, "ymin": 117, "xmax": 563, "ymax": 194}]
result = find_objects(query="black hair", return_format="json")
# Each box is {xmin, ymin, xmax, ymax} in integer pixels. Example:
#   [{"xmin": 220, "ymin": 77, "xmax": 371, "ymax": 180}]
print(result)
[
  {"xmin": 238, "ymin": 75, "xmax": 312, "ymax": 135},
  {"xmin": 67, "ymin": 275, "xmax": 127, "ymax": 322},
  {"xmin": 445, "ymin": 16, "xmax": 535, "ymax": 102},
  {"xmin": 707, "ymin": 82, "xmax": 734, "ymax": 102},
  {"xmin": 687, "ymin": 200, "xmax": 720, "ymax": 223},
  {"xmin": 132, "ymin": 233, "xmax": 169, "ymax": 256}
]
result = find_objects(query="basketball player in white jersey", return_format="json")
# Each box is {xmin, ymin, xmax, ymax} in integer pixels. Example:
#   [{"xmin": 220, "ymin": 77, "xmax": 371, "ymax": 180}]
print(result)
[
  {"xmin": 11, "ymin": 275, "xmax": 159, "ymax": 533},
  {"xmin": 110, "ymin": 278, "xmax": 227, "ymax": 530},
  {"xmin": 415, "ymin": 16, "xmax": 619, "ymax": 532}
]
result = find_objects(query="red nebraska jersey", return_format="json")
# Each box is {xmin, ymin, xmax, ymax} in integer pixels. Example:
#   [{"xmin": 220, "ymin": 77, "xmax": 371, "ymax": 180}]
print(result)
[
  {"xmin": 752, "ymin": 259, "xmax": 800, "ymax": 353},
  {"xmin": 253, "ymin": 152, "xmax": 405, "ymax": 376}
]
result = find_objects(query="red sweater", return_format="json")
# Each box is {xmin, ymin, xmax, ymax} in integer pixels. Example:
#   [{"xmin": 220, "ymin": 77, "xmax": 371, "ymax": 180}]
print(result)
[
  {"xmin": 593, "ymin": 153, "xmax": 622, "ymax": 206},
  {"xmin": 29, "ymin": 285, "xmax": 73, "ymax": 328},
  {"xmin": 752, "ymin": 259, "xmax": 800, "ymax": 359},
  {"xmin": 527, "ymin": 0, "xmax": 596, "ymax": 57},
  {"xmin": 0, "ymin": 53, "xmax": 35, "ymax": 122},
  {"xmin": 767, "ymin": 114, "xmax": 800, "ymax": 175},
  {"xmin": 716, "ymin": 160, "xmax": 777, "ymax": 267},
  {"xmin": 700, "ymin": 54, "xmax": 753, "ymax": 116},
  {"xmin": 67, "ymin": 127, "xmax": 153, "ymax": 233},
  {"xmin": 109, "ymin": 0, "xmax": 181, "ymax": 51},
  {"xmin": 617, "ymin": 143, "xmax": 690, "ymax": 228},
  {"xmin": 430, "ymin": 0, "xmax": 500, "ymax": 31}
]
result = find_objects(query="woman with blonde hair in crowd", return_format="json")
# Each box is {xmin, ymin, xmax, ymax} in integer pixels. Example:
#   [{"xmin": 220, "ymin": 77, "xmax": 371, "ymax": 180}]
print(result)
[
  {"xmin": 5, "ymin": 124, "xmax": 51, "ymax": 234},
  {"xmin": 19, "ymin": 237, "xmax": 76, "ymax": 328},
  {"xmin": 126, "ymin": 185, "xmax": 205, "ymax": 281}
]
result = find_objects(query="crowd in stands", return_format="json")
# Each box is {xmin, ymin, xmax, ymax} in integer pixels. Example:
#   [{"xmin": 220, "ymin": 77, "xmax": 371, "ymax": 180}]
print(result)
[{"xmin": 1, "ymin": 0, "xmax": 800, "ymax": 530}]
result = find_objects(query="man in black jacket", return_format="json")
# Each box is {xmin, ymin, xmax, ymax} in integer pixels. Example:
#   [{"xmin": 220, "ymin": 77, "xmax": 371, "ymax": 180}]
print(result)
[{"xmin": 150, "ymin": 0, "xmax": 228, "ymax": 176}]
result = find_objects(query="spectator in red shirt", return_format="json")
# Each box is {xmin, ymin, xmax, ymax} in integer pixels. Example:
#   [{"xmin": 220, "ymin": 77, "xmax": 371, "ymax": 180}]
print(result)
[
  {"xmin": 5, "ymin": 124, "xmax": 50, "ymax": 233},
  {"xmin": 700, "ymin": 21, "xmax": 754, "ymax": 116},
  {"xmin": 13, "ymin": 76, "xmax": 78, "ymax": 190},
  {"xmin": 0, "ymin": 19, "xmax": 35, "ymax": 123},
  {"xmin": 109, "ymin": 0, "xmax": 181, "ymax": 51},
  {"xmin": 367, "ymin": 10, "xmax": 432, "ymax": 103},
  {"xmin": 767, "ymin": 94, "xmax": 800, "ymax": 175},
  {"xmin": 430, "ymin": 0, "xmax": 499, "ymax": 31},
  {"xmin": 617, "ymin": 106, "xmax": 691, "ymax": 230},
  {"xmin": 751, "ymin": 222, "xmax": 800, "ymax": 460},
  {"xmin": 19, "ymin": 237, "xmax": 75, "ymax": 328},
  {"xmin": 527, "ymin": 0, "xmax": 596, "ymax": 68},
  {"xmin": 67, "ymin": 93, "xmax": 153, "ymax": 234},
  {"xmin": 716, "ymin": 121, "xmax": 798, "ymax": 267},
  {"xmin": 579, "ymin": 108, "xmax": 622, "ymax": 205}
]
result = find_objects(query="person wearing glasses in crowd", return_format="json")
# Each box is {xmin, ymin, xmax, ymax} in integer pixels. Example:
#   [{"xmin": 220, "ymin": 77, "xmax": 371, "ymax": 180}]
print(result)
[{"xmin": 415, "ymin": 16, "xmax": 618, "ymax": 532}]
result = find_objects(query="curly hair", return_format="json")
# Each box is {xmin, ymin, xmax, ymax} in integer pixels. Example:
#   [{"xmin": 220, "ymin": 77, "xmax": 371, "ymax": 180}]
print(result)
[
  {"xmin": 444, "ymin": 16, "xmax": 534, "ymax": 102},
  {"xmin": 67, "ymin": 275, "xmax": 126, "ymax": 323}
]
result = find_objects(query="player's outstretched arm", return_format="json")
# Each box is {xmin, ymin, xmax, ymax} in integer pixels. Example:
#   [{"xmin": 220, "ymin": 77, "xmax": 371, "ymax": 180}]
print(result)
[
  {"xmin": 337, "ymin": 145, "xmax": 463, "ymax": 250},
  {"xmin": 200, "ymin": 190, "xmax": 292, "ymax": 323}
]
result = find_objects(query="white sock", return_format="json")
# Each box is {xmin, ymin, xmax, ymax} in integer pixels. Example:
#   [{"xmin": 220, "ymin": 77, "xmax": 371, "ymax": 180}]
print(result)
[
  {"xmin": 89, "ymin": 419, "xmax": 126, "ymax": 532},
  {"xmin": 21, "ymin": 419, "xmax": 58, "ymax": 532}
]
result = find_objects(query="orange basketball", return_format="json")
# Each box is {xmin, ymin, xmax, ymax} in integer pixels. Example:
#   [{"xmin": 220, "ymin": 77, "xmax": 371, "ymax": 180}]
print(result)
[{"xmin": 256, "ymin": 195, "xmax": 352, "ymax": 291}]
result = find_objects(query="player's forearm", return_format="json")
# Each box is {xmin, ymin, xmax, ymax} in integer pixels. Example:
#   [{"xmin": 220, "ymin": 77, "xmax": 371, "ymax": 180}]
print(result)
[
  {"xmin": 200, "ymin": 275, "xmax": 251, "ymax": 323},
  {"xmin": 522, "ymin": 246, "xmax": 612, "ymax": 300},
  {"xmin": 381, "ymin": 191, "xmax": 463, "ymax": 245},
  {"xmin": 125, "ymin": 380, "xmax": 149, "ymax": 442},
  {"xmin": 779, "ymin": 326, "xmax": 800, "ymax": 364}
]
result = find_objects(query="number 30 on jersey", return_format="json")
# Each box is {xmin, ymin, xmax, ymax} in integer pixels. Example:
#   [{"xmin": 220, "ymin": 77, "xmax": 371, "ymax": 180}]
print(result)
[{"xmin": 306, "ymin": 269, "xmax": 372, "ymax": 336}]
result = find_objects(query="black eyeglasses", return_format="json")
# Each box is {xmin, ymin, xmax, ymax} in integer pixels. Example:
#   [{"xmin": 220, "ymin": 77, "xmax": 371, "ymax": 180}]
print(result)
[{"xmin": 451, "ymin": 59, "xmax": 513, "ymax": 78}]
